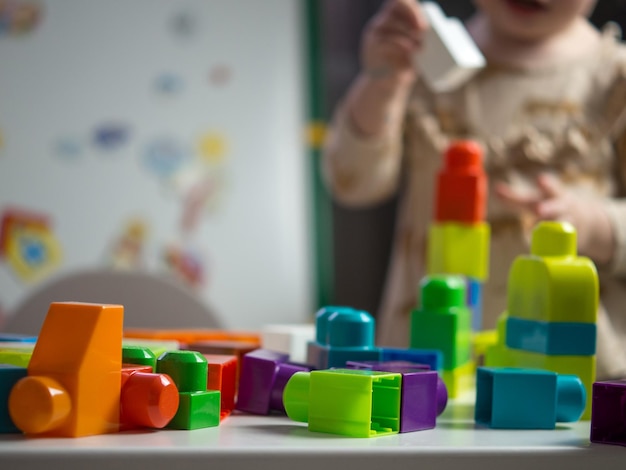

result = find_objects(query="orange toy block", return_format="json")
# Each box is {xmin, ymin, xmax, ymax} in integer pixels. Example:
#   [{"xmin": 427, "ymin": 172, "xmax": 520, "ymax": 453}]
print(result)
[
  {"xmin": 204, "ymin": 354, "xmax": 238, "ymax": 419},
  {"xmin": 124, "ymin": 328, "xmax": 260, "ymax": 346},
  {"xmin": 434, "ymin": 140, "xmax": 487, "ymax": 224},
  {"xmin": 8, "ymin": 302, "xmax": 124, "ymax": 437}
]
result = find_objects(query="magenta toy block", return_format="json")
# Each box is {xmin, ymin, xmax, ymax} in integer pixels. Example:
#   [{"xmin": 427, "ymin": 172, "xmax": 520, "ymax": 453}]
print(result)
[
  {"xmin": 236, "ymin": 349, "xmax": 312, "ymax": 415},
  {"xmin": 590, "ymin": 380, "xmax": 626, "ymax": 447}
]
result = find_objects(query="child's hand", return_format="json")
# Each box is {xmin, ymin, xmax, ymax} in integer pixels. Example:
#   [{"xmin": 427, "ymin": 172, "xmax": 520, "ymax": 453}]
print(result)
[
  {"xmin": 360, "ymin": 0, "xmax": 428, "ymax": 87},
  {"xmin": 495, "ymin": 173, "xmax": 614, "ymax": 264}
]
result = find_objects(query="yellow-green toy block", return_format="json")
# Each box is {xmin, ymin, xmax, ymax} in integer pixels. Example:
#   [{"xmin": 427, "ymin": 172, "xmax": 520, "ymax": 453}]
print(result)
[
  {"xmin": 441, "ymin": 361, "xmax": 475, "ymax": 399},
  {"xmin": 508, "ymin": 221, "xmax": 598, "ymax": 323},
  {"xmin": 0, "ymin": 350, "xmax": 32, "ymax": 368},
  {"xmin": 427, "ymin": 222, "xmax": 490, "ymax": 281},
  {"xmin": 283, "ymin": 369, "xmax": 402, "ymax": 438}
]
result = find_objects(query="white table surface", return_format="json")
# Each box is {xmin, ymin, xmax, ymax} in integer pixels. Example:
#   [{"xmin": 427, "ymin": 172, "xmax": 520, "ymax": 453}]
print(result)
[{"xmin": 0, "ymin": 398, "xmax": 624, "ymax": 470}]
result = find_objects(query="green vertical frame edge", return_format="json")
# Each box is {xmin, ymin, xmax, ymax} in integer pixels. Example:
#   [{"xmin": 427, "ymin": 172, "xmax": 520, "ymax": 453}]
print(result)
[{"xmin": 304, "ymin": 0, "xmax": 334, "ymax": 310}]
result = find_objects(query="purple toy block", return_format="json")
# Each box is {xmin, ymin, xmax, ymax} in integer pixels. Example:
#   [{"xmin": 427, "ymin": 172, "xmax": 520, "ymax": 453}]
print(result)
[
  {"xmin": 590, "ymin": 379, "xmax": 626, "ymax": 446},
  {"xmin": 345, "ymin": 360, "xmax": 448, "ymax": 430},
  {"xmin": 236, "ymin": 349, "xmax": 312, "ymax": 415}
]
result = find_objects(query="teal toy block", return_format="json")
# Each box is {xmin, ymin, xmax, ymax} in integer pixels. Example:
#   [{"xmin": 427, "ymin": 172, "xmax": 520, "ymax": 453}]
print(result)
[
  {"xmin": 307, "ymin": 306, "xmax": 381, "ymax": 369},
  {"xmin": 505, "ymin": 317, "xmax": 596, "ymax": 356},
  {"xmin": 283, "ymin": 369, "xmax": 402, "ymax": 438},
  {"xmin": 427, "ymin": 222, "xmax": 490, "ymax": 281},
  {"xmin": 410, "ymin": 275, "xmax": 472, "ymax": 370},
  {"xmin": 0, "ymin": 364, "xmax": 27, "ymax": 433},
  {"xmin": 122, "ymin": 345, "xmax": 157, "ymax": 370},
  {"xmin": 168, "ymin": 390, "xmax": 220, "ymax": 430},
  {"xmin": 156, "ymin": 350, "xmax": 208, "ymax": 392},
  {"xmin": 475, "ymin": 367, "xmax": 586, "ymax": 429},
  {"xmin": 507, "ymin": 221, "xmax": 598, "ymax": 324},
  {"xmin": 0, "ymin": 333, "xmax": 37, "ymax": 343}
]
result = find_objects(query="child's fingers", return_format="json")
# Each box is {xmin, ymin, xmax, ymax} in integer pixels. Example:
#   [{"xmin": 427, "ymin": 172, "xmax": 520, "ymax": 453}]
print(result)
[
  {"xmin": 494, "ymin": 183, "xmax": 541, "ymax": 212},
  {"xmin": 536, "ymin": 173, "xmax": 563, "ymax": 199},
  {"xmin": 536, "ymin": 198, "xmax": 567, "ymax": 221},
  {"xmin": 384, "ymin": 0, "xmax": 428, "ymax": 33}
]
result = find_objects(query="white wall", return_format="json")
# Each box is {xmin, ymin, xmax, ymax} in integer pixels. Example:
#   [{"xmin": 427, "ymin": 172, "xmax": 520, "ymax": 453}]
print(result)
[{"xmin": 0, "ymin": 0, "xmax": 313, "ymax": 329}]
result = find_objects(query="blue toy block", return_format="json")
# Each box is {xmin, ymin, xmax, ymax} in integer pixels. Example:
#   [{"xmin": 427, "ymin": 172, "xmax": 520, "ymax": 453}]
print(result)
[
  {"xmin": 505, "ymin": 317, "xmax": 596, "ymax": 356},
  {"xmin": 466, "ymin": 278, "xmax": 483, "ymax": 331},
  {"xmin": 307, "ymin": 306, "xmax": 381, "ymax": 369},
  {"xmin": 0, "ymin": 364, "xmax": 28, "ymax": 433},
  {"xmin": 475, "ymin": 367, "xmax": 586, "ymax": 429},
  {"xmin": 380, "ymin": 347, "xmax": 442, "ymax": 372},
  {"xmin": 0, "ymin": 333, "xmax": 37, "ymax": 343}
]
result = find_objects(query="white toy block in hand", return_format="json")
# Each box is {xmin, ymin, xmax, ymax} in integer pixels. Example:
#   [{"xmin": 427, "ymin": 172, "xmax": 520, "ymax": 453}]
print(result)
[{"xmin": 415, "ymin": 2, "xmax": 486, "ymax": 92}]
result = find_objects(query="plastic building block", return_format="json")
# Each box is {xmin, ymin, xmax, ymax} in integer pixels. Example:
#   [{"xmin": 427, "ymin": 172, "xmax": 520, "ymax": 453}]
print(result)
[
  {"xmin": 156, "ymin": 350, "xmax": 219, "ymax": 429},
  {"xmin": 505, "ymin": 316, "xmax": 596, "ymax": 356},
  {"xmin": 434, "ymin": 141, "xmax": 487, "ymax": 224},
  {"xmin": 507, "ymin": 221, "xmax": 598, "ymax": 324},
  {"xmin": 590, "ymin": 380, "xmax": 626, "ymax": 446},
  {"xmin": 484, "ymin": 313, "xmax": 596, "ymax": 420},
  {"xmin": 184, "ymin": 340, "xmax": 258, "ymax": 384},
  {"xmin": 124, "ymin": 328, "xmax": 260, "ymax": 346},
  {"xmin": 261, "ymin": 323, "xmax": 315, "ymax": 363},
  {"xmin": 0, "ymin": 333, "xmax": 37, "ymax": 343},
  {"xmin": 122, "ymin": 338, "xmax": 181, "ymax": 358},
  {"xmin": 8, "ymin": 302, "xmax": 123, "ymax": 437},
  {"xmin": 379, "ymin": 347, "xmax": 442, "ymax": 372},
  {"xmin": 0, "ymin": 364, "xmax": 27, "ymax": 433},
  {"xmin": 415, "ymin": 2, "xmax": 485, "ymax": 92},
  {"xmin": 466, "ymin": 277, "xmax": 483, "ymax": 331},
  {"xmin": 427, "ymin": 222, "xmax": 490, "ymax": 281},
  {"xmin": 120, "ymin": 364, "xmax": 179, "ymax": 429},
  {"xmin": 0, "ymin": 349, "xmax": 32, "ymax": 367},
  {"xmin": 122, "ymin": 345, "xmax": 157, "ymax": 369},
  {"xmin": 307, "ymin": 306, "xmax": 381, "ymax": 369},
  {"xmin": 441, "ymin": 361, "xmax": 475, "ymax": 399},
  {"xmin": 410, "ymin": 275, "xmax": 472, "ymax": 371},
  {"xmin": 283, "ymin": 369, "xmax": 401, "ymax": 438},
  {"xmin": 237, "ymin": 349, "xmax": 312, "ymax": 415},
  {"xmin": 345, "ymin": 361, "xmax": 448, "ymax": 429},
  {"xmin": 204, "ymin": 354, "xmax": 237, "ymax": 419},
  {"xmin": 475, "ymin": 367, "xmax": 586, "ymax": 429}
]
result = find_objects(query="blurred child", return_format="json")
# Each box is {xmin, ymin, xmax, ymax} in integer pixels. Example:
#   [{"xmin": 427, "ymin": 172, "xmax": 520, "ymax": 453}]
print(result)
[{"xmin": 322, "ymin": 0, "xmax": 626, "ymax": 379}]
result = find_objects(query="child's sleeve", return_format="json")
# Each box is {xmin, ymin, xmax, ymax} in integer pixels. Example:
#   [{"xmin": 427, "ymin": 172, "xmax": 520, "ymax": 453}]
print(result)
[{"xmin": 321, "ymin": 101, "xmax": 405, "ymax": 207}]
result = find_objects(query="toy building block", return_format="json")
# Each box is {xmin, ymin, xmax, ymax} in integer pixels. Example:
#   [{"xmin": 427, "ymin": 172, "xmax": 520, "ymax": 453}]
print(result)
[
  {"xmin": 466, "ymin": 277, "xmax": 483, "ymax": 331},
  {"xmin": 122, "ymin": 345, "xmax": 158, "ymax": 369},
  {"xmin": 156, "ymin": 350, "xmax": 219, "ymax": 429},
  {"xmin": 0, "ymin": 364, "xmax": 27, "ymax": 433},
  {"xmin": 346, "ymin": 361, "xmax": 448, "ymax": 430},
  {"xmin": 475, "ymin": 367, "xmax": 586, "ymax": 429},
  {"xmin": 283, "ymin": 369, "xmax": 401, "ymax": 438},
  {"xmin": 119, "ymin": 364, "xmax": 179, "ymax": 430},
  {"xmin": 124, "ymin": 328, "xmax": 260, "ymax": 346},
  {"xmin": 0, "ymin": 333, "xmax": 37, "ymax": 343},
  {"xmin": 590, "ymin": 379, "xmax": 626, "ymax": 446},
  {"xmin": 415, "ymin": 2, "xmax": 485, "ymax": 92},
  {"xmin": 261, "ymin": 323, "xmax": 315, "ymax": 363},
  {"xmin": 307, "ymin": 306, "xmax": 381, "ymax": 369},
  {"xmin": 236, "ymin": 349, "xmax": 312, "ymax": 415},
  {"xmin": 505, "ymin": 316, "xmax": 596, "ymax": 356},
  {"xmin": 507, "ymin": 221, "xmax": 598, "ymax": 324},
  {"xmin": 379, "ymin": 347, "xmax": 442, "ymax": 372},
  {"xmin": 0, "ymin": 349, "xmax": 32, "ymax": 368},
  {"xmin": 184, "ymin": 339, "xmax": 258, "ymax": 384},
  {"xmin": 8, "ymin": 302, "xmax": 123, "ymax": 437},
  {"xmin": 427, "ymin": 222, "xmax": 490, "ymax": 281},
  {"xmin": 122, "ymin": 338, "xmax": 181, "ymax": 358},
  {"xmin": 434, "ymin": 140, "xmax": 487, "ymax": 224},
  {"xmin": 204, "ymin": 354, "xmax": 237, "ymax": 419},
  {"xmin": 411, "ymin": 275, "xmax": 472, "ymax": 371}
]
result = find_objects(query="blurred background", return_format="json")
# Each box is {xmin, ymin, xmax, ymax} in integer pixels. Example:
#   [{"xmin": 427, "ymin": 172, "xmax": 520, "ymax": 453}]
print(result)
[{"xmin": 1, "ymin": 0, "xmax": 625, "ymax": 331}]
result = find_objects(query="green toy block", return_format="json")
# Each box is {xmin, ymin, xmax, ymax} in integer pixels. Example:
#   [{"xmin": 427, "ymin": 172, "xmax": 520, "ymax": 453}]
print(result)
[
  {"xmin": 0, "ymin": 349, "xmax": 32, "ymax": 368},
  {"xmin": 283, "ymin": 369, "xmax": 402, "ymax": 438},
  {"xmin": 167, "ymin": 390, "xmax": 221, "ymax": 429},
  {"xmin": 507, "ymin": 221, "xmax": 598, "ymax": 323},
  {"xmin": 122, "ymin": 338, "xmax": 180, "ymax": 358},
  {"xmin": 156, "ymin": 350, "xmax": 208, "ymax": 392},
  {"xmin": 410, "ymin": 275, "xmax": 472, "ymax": 370},
  {"xmin": 122, "ymin": 345, "xmax": 157, "ymax": 370},
  {"xmin": 427, "ymin": 222, "xmax": 490, "ymax": 281}
]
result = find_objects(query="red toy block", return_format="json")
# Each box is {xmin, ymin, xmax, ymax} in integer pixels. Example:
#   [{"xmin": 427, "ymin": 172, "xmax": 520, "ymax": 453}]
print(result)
[
  {"xmin": 204, "ymin": 354, "xmax": 237, "ymax": 419},
  {"xmin": 185, "ymin": 340, "xmax": 258, "ymax": 385},
  {"xmin": 434, "ymin": 140, "xmax": 487, "ymax": 224}
]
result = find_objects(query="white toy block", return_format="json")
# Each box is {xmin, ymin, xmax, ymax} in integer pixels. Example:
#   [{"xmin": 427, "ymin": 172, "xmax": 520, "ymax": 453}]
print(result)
[
  {"xmin": 260, "ymin": 324, "xmax": 315, "ymax": 363},
  {"xmin": 415, "ymin": 2, "xmax": 486, "ymax": 92}
]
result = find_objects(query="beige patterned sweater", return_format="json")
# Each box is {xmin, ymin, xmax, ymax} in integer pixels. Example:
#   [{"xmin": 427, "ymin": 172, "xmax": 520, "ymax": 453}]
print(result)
[{"xmin": 323, "ymin": 27, "xmax": 626, "ymax": 380}]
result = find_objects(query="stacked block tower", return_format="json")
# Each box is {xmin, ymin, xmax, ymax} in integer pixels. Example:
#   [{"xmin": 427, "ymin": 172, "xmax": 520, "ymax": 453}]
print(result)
[
  {"xmin": 426, "ymin": 140, "xmax": 489, "ymax": 330},
  {"xmin": 485, "ymin": 221, "xmax": 598, "ymax": 419}
]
